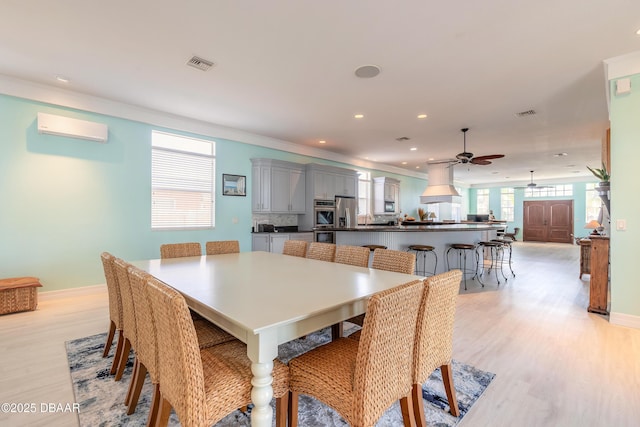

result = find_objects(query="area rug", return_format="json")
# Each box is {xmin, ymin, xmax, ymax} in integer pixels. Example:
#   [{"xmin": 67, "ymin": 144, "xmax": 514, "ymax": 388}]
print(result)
[{"xmin": 66, "ymin": 328, "xmax": 494, "ymax": 426}]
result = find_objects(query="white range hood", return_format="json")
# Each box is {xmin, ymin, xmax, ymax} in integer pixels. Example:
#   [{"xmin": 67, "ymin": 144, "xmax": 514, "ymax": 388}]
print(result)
[{"xmin": 420, "ymin": 161, "xmax": 461, "ymax": 204}]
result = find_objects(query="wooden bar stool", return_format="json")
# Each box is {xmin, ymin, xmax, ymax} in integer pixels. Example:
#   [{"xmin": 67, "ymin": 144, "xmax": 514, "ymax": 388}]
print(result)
[
  {"xmin": 361, "ymin": 244, "xmax": 387, "ymax": 267},
  {"xmin": 407, "ymin": 244, "xmax": 437, "ymax": 277},
  {"xmin": 445, "ymin": 243, "xmax": 478, "ymax": 290},
  {"xmin": 476, "ymin": 241, "xmax": 508, "ymax": 285}
]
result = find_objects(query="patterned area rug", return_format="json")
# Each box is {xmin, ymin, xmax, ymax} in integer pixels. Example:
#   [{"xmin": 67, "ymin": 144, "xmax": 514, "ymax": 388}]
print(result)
[{"xmin": 66, "ymin": 328, "xmax": 494, "ymax": 426}]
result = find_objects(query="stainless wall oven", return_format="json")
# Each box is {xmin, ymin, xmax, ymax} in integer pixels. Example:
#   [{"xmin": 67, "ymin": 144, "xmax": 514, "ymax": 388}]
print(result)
[
  {"xmin": 314, "ymin": 229, "xmax": 335, "ymax": 244},
  {"xmin": 313, "ymin": 199, "xmax": 335, "ymax": 228}
]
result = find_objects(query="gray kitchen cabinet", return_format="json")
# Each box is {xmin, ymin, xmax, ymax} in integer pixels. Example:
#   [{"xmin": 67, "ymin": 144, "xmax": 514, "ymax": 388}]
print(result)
[
  {"xmin": 252, "ymin": 234, "xmax": 271, "ymax": 252},
  {"xmin": 373, "ymin": 177, "xmax": 400, "ymax": 215},
  {"xmin": 251, "ymin": 159, "xmax": 306, "ymax": 213}
]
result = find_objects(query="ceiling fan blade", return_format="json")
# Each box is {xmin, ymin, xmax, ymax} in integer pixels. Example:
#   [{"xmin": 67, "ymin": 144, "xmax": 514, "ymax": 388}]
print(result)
[
  {"xmin": 472, "ymin": 154, "xmax": 505, "ymax": 161},
  {"xmin": 470, "ymin": 158, "xmax": 492, "ymax": 165}
]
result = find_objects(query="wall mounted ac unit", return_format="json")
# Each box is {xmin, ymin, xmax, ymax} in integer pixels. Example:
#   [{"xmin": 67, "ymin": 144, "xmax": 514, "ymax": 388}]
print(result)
[{"xmin": 37, "ymin": 112, "xmax": 108, "ymax": 143}]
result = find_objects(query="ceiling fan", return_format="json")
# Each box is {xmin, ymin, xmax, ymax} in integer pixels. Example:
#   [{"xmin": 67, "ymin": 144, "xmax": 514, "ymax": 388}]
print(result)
[
  {"xmin": 515, "ymin": 170, "xmax": 553, "ymax": 189},
  {"xmin": 455, "ymin": 128, "xmax": 505, "ymax": 165}
]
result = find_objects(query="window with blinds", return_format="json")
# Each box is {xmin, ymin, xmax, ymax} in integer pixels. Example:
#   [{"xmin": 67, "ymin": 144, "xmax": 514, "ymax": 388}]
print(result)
[{"xmin": 151, "ymin": 131, "xmax": 215, "ymax": 229}]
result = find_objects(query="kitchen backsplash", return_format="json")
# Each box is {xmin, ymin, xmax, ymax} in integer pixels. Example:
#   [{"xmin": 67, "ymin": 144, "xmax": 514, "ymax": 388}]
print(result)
[{"xmin": 252, "ymin": 213, "xmax": 298, "ymax": 227}]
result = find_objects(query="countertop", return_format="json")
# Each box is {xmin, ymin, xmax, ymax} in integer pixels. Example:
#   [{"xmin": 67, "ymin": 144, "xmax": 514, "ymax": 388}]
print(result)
[{"xmin": 321, "ymin": 223, "xmax": 504, "ymax": 232}]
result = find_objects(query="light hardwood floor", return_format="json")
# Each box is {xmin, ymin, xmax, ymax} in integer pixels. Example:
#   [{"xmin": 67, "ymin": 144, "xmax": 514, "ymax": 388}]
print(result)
[{"xmin": 0, "ymin": 242, "xmax": 638, "ymax": 426}]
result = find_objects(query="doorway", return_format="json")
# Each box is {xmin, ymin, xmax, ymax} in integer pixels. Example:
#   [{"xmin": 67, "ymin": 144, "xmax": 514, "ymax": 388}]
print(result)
[{"xmin": 523, "ymin": 200, "xmax": 573, "ymax": 243}]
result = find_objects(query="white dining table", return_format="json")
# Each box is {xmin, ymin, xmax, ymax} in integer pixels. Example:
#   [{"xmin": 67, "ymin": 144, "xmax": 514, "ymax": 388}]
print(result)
[{"xmin": 131, "ymin": 251, "xmax": 422, "ymax": 427}]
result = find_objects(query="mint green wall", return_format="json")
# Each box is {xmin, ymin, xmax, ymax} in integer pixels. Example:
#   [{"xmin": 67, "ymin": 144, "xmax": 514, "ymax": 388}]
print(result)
[
  {"xmin": 469, "ymin": 185, "xmax": 594, "ymax": 238},
  {"xmin": 609, "ymin": 73, "xmax": 640, "ymax": 318},
  {"xmin": 0, "ymin": 94, "xmax": 432, "ymax": 291}
]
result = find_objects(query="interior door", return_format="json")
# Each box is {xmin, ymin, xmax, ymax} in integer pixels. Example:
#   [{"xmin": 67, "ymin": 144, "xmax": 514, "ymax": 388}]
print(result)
[{"xmin": 523, "ymin": 200, "xmax": 573, "ymax": 243}]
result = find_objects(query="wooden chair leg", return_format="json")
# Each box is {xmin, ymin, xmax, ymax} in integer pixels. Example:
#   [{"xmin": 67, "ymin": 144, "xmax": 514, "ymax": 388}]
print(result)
[
  {"xmin": 147, "ymin": 383, "xmax": 160, "ymax": 427},
  {"xmin": 155, "ymin": 396, "xmax": 172, "ymax": 427},
  {"xmin": 103, "ymin": 321, "xmax": 116, "ymax": 357},
  {"xmin": 110, "ymin": 330, "xmax": 125, "ymax": 375},
  {"xmin": 441, "ymin": 363, "xmax": 460, "ymax": 417},
  {"xmin": 115, "ymin": 337, "xmax": 131, "ymax": 381},
  {"xmin": 411, "ymin": 383, "xmax": 427, "ymax": 427},
  {"xmin": 289, "ymin": 391, "xmax": 299, "ymax": 427},
  {"xmin": 275, "ymin": 392, "xmax": 289, "ymax": 427},
  {"xmin": 400, "ymin": 394, "xmax": 416, "ymax": 427},
  {"xmin": 125, "ymin": 357, "xmax": 140, "ymax": 405},
  {"xmin": 127, "ymin": 361, "xmax": 148, "ymax": 415},
  {"xmin": 331, "ymin": 322, "xmax": 344, "ymax": 340}
]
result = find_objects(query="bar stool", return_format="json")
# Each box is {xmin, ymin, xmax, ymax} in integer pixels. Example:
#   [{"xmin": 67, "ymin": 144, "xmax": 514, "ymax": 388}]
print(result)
[
  {"xmin": 445, "ymin": 243, "xmax": 478, "ymax": 290},
  {"xmin": 362, "ymin": 245, "xmax": 387, "ymax": 267},
  {"xmin": 476, "ymin": 241, "xmax": 508, "ymax": 285},
  {"xmin": 407, "ymin": 245, "xmax": 437, "ymax": 277},
  {"xmin": 491, "ymin": 238, "xmax": 515, "ymax": 277}
]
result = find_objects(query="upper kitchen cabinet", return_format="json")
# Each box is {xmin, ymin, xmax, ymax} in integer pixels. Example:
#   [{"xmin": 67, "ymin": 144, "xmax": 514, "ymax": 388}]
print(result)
[
  {"xmin": 251, "ymin": 159, "xmax": 306, "ymax": 213},
  {"xmin": 306, "ymin": 164, "xmax": 358, "ymax": 200},
  {"xmin": 373, "ymin": 177, "xmax": 400, "ymax": 215}
]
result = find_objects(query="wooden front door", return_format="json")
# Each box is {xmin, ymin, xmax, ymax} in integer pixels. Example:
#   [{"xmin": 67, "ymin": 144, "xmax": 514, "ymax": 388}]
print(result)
[{"xmin": 523, "ymin": 200, "xmax": 573, "ymax": 243}]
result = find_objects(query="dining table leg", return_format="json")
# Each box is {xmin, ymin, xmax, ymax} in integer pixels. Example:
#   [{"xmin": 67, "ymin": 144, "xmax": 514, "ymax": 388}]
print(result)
[{"xmin": 247, "ymin": 331, "xmax": 278, "ymax": 427}]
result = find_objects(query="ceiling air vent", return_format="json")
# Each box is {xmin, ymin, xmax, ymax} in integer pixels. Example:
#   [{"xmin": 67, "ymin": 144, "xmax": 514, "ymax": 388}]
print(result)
[
  {"xmin": 186, "ymin": 56, "xmax": 214, "ymax": 71},
  {"xmin": 515, "ymin": 109, "xmax": 536, "ymax": 118},
  {"xmin": 395, "ymin": 136, "xmax": 410, "ymax": 142}
]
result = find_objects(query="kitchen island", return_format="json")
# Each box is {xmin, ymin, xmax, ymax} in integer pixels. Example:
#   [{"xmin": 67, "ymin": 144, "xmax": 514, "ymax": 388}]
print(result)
[{"xmin": 332, "ymin": 223, "xmax": 503, "ymax": 274}]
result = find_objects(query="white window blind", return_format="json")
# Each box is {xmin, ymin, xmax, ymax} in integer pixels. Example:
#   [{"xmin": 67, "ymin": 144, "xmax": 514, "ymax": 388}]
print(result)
[{"xmin": 151, "ymin": 131, "xmax": 215, "ymax": 229}]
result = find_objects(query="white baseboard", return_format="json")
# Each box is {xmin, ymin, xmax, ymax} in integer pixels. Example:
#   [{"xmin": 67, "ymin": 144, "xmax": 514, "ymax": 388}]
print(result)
[
  {"xmin": 39, "ymin": 284, "xmax": 106, "ymax": 300},
  {"xmin": 609, "ymin": 312, "xmax": 640, "ymax": 329}
]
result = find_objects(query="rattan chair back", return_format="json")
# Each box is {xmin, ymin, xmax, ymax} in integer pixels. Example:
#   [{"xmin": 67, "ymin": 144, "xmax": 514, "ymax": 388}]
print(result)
[
  {"xmin": 205, "ymin": 240, "xmax": 240, "ymax": 255},
  {"xmin": 334, "ymin": 245, "xmax": 370, "ymax": 267},
  {"xmin": 101, "ymin": 252, "xmax": 123, "ymax": 329},
  {"xmin": 282, "ymin": 240, "xmax": 308, "ymax": 257},
  {"xmin": 160, "ymin": 242, "xmax": 202, "ymax": 259},
  {"xmin": 128, "ymin": 266, "xmax": 158, "ymax": 382},
  {"xmin": 352, "ymin": 279, "xmax": 423, "ymax": 425},
  {"xmin": 146, "ymin": 275, "xmax": 207, "ymax": 426},
  {"xmin": 372, "ymin": 248, "xmax": 416, "ymax": 274},
  {"xmin": 114, "ymin": 258, "xmax": 138, "ymax": 350},
  {"xmin": 306, "ymin": 242, "xmax": 336, "ymax": 262},
  {"xmin": 414, "ymin": 269, "xmax": 462, "ymax": 381}
]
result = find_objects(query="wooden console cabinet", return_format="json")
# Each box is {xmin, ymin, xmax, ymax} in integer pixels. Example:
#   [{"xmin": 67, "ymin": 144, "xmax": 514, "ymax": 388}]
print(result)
[{"xmin": 588, "ymin": 236, "xmax": 609, "ymax": 315}]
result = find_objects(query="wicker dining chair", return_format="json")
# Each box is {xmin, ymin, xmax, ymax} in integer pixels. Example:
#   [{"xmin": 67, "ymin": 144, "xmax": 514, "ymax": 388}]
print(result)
[
  {"xmin": 160, "ymin": 242, "xmax": 202, "ymax": 259},
  {"xmin": 372, "ymin": 248, "xmax": 416, "ymax": 274},
  {"xmin": 346, "ymin": 248, "xmax": 417, "ymax": 329},
  {"xmin": 288, "ymin": 279, "xmax": 424, "ymax": 427},
  {"xmin": 205, "ymin": 240, "xmax": 240, "ymax": 255},
  {"xmin": 306, "ymin": 242, "xmax": 336, "ymax": 262},
  {"xmin": 146, "ymin": 275, "xmax": 290, "ymax": 427},
  {"xmin": 113, "ymin": 258, "xmax": 139, "ymax": 382},
  {"xmin": 400, "ymin": 269, "xmax": 463, "ymax": 425},
  {"xmin": 282, "ymin": 240, "xmax": 308, "ymax": 257},
  {"xmin": 100, "ymin": 253, "xmax": 125, "ymax": 375},
  {"xmin": 334, "ymin": 245, "xmax": 370, "ymax": 267},
  {"xmin": 126, "ymin": 266, "xmax": 160, "ymax": 420}
]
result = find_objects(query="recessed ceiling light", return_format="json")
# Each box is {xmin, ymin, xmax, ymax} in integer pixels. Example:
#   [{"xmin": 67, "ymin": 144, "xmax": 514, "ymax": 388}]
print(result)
[
  {"xmin": 410, "ymin": 147, "xmax": 417, "ymax": 151},
  {"xmin": 428, "ymin": 157, "xmax": 434, "ymax": 161},
  {"xmin": 354, "ymin": 64, "xmax": 381, "ymax": 78},
  {"xmin": 553, "ymin": 152, "xmax": 568, "ymax": 157},
  {"xmin": 354, "ymin": 114, "xmax": 364, "ymax": 119},
  {"xmin": 318, "ymin": 140, "xmax": 326, "ymax": 144},
  {"xmin": 401, "ymin": 162, "xmax": 408, "ymax": 165},
  {"xmin": 415, "ymin": 166, "xmax": 420, "ymax": 169},
  {"xmin": 417, "ymin": 114, "xmax": 428, "ymax": 119},
  {"xmin": 56, "ymin": 75, "xmax": 70, "ymax": 83},
  {"xmin": 636, "ymin": 28, "xmax": 640, "ymax": 35}
]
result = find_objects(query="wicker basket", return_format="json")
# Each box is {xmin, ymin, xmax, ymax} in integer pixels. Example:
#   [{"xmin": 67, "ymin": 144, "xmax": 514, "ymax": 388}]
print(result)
[{"xmin": 0, "ymin": 277, "xmax": 42, "ymax": 315}]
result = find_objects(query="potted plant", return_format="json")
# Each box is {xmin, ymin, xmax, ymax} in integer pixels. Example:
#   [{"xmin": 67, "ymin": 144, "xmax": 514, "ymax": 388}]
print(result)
[
  {"xmin": 587, "ymin": 163, "xmax": 610, "ymax": 185},
  {"xmin": 587, "ymin": 163, "xmax": 610, "ymax": 214}
]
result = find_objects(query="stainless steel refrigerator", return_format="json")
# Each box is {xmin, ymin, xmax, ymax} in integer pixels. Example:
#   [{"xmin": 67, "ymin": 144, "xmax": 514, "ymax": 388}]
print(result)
[{"xmin": 335, "ymin": 195, "xmax": 357, "ymax": 228}]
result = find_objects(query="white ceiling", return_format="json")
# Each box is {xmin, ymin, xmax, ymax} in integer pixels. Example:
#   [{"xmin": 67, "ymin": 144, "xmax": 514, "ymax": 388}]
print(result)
[{"xmin": 2, "ymin": 1, "xmax": 639, "ymax": 186}]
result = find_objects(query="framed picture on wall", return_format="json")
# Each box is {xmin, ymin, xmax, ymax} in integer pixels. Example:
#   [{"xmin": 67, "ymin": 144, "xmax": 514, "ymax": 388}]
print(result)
[{"xmin": 222, "ymin": 174, "xmax": 246, "ymax": 196}]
